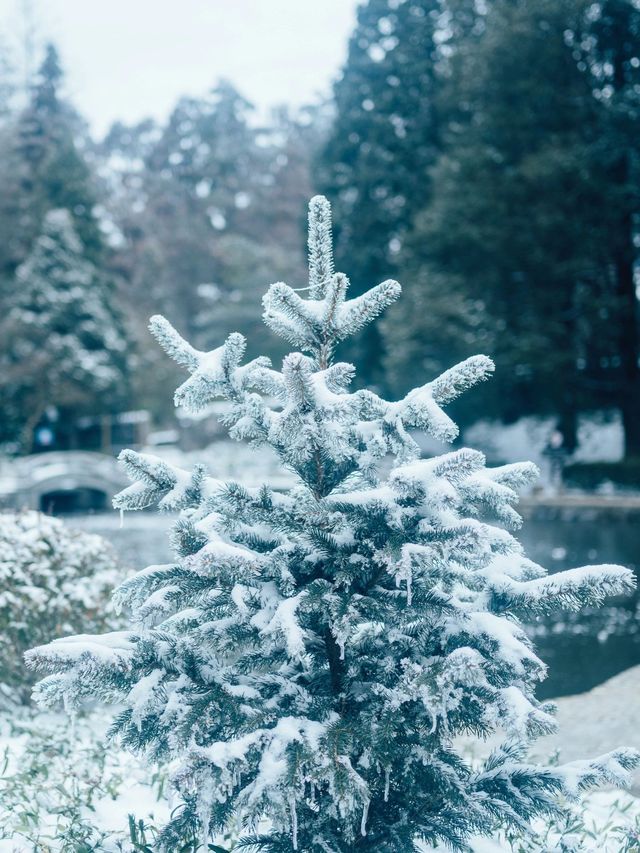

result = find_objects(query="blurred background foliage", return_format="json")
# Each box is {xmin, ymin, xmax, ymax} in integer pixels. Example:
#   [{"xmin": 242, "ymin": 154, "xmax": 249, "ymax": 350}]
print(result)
[{"xmin": 0, "ymin": 0, "xmax": 639, "ymax": 460}]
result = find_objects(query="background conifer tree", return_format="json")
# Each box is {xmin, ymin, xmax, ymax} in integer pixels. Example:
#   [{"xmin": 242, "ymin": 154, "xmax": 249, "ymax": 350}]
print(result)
[
  {"xmin": 585, "ymin": 0, "xmax": 640, "ymax": 455},
  {"xmin": 28, "ymin": 197, "xmax": 638, "ymax": 851},
  {"xmin": 376, "ymin": 0, "xmax": 640, "ymax": 453},
  {"xmin": 0, "ymin": 209, "xmax": 128, "ymax": 449},
  {"xmin": 100, "ymin": 85, "xmax": 317, "ymax": 422},
  {"xmin": 318, "ymin": 0, "xmax": 442, "ymax": 383},
  {"xmin": 382, "ymin": 0, "xmax": 611, "ymax": 445},
  {"xmin": 16, "ymin": 44, "xmax": 103, "ymax": 264}
]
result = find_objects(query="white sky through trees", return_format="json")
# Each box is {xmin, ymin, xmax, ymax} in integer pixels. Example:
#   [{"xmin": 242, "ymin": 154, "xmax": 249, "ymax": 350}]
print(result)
[{"xmin": 0, "ymin": 0, "xmax": 359, "ymax": 136}]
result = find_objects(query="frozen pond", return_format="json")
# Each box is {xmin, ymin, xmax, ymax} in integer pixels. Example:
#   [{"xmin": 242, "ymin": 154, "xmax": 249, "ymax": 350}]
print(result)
[{"xmin": 72, "ymin": 507, "xmax": 640, "ymax": 701}]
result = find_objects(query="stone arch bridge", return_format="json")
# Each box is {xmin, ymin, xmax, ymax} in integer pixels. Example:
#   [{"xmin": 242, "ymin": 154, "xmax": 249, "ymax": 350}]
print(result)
[{"xmin": 0, "ymin": 451, "xmax": 127, "ymax": 514}]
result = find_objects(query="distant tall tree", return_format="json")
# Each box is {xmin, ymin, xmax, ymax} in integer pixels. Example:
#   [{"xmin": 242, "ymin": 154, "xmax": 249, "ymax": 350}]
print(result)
[
  {"xmin": 584, "ymin": 0, "xmax": 640, "ymax": 455},
  {"xmin": 0, "ymin": 37, "xmax": 15, "ymax": 117},
  {"xmin": 0, "ymin": 210, "xmax": 128, "ymax": 449},
  {"xmin": 100, "ymin": 84, "xmax": 259, "ymax": 368},
  {"xmin": 385, "ymin": 0, "xmax": 614, "ymax": 447},
  {"xmin": 258, "ymin": 104, "xmax": 325, "ymax": 263},
  {"xmin": 147, "ymin": 81, "xmax": 261, "ymax": 241},
  {"xmin": 318, "ymin": 0, "xmax": 443, "ymax": 382},
  {"xmin": 15, "ymin": 44, "xmax": 103, "ymax": 264},
  {"xmin": 381, "ymin": 265, "xmax": 487, "ymax": 412},
  {"xmin": 380, "ymin": 0, "xmax": 490, "ymax": 403}
]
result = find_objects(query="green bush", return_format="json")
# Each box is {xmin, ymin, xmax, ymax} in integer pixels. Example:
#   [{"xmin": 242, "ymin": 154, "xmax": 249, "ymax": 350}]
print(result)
[
  {"xmin": 563, "ymin": 459, "xmax": 640, "ymax": 491},
  {"xmin": 0, "ymin": 511, "xmax": 123, "ymax": 704}
]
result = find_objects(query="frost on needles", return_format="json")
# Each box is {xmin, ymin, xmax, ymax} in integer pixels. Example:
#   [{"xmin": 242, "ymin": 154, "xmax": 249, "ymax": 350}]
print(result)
[{"xmin": 27, "ymin": 196, "xmax": 639, "ymax": 852}]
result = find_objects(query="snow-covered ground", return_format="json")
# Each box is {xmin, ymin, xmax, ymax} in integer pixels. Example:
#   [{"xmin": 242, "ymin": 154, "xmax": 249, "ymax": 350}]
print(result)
[
  {"xmin": 457, "ymin": 666, "xmax": 640, "ymax": 782},
  {"xmin": 0, "ymin": 707, "xmax": 170, "ymax": 851},
  {"xmin": 2, "ymin": 668, "xmax": 640, "ymax": 851},
  {"xmin": 531, "ymin": 665, "xmax": 640, "ymax": 787},
  {"xmin": 454, "ymin": 666, "xmax": 640, "ymax": 850}
]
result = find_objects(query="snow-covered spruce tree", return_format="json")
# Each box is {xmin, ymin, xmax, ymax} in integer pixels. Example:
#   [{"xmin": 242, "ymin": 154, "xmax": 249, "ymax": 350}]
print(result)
[
  {"xmin": 1, "ymin": 208, "xmax": 128, "ymax": 449},
  {"xmin": 27, "ymin": 197, "xmax": 639, "ymax": 852}
]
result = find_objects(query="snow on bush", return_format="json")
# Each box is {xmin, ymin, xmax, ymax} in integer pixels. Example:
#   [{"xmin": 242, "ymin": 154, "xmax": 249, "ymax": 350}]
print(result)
[
  {"xmin": 0, "ymin": 511, "xmax": 122, "ymax": 704},
  {"xmin": 0, "ymin": 707, "xmax": 170, "ymax": 851}
]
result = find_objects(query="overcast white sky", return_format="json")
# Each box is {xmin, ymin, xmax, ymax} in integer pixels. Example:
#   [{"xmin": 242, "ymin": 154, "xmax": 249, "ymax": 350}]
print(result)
[{"xmin": 0, "ymin": 0, "xmax": 360, "ymax": 136}]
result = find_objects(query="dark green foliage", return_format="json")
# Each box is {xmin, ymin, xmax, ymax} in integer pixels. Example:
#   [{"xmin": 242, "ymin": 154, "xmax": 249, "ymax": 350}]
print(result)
[
  {"xmin": 170, "ymin": 518, "xmax": 210, "ymax": 557},
  {"xmin": 318, "ymin": 0, "xmax": 442, "ymax": 382},
  {"xmin": 585, "ymin": 0, "xmax": 640, "ymax": 455},
  {"xmin": 384, "ymin": 0, "xmax": 611, "ymax": 435},
  {"xmin": 563, "ymin": 459, "xmax": 640, "ymax": 491},
  {"xmin": 319, "ymin": 0, "xmax": 640, "ymax": 452}
]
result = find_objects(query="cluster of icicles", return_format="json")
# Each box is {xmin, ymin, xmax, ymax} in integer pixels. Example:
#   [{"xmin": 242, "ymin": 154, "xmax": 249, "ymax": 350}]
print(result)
[{"xmin": 287, "ymin": 766, "xmax": 391, "ymax": 850}]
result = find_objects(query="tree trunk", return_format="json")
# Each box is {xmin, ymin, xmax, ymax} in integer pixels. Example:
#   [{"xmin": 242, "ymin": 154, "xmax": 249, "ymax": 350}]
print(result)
[
  {"xmin": 612, "ymin": 163, "xmax": 640, "ymax": 457},
  {"xmin": 618, "ymin": 228, "xmax": 640, "ymax": 457},
  {"xmin": 610, "ymin": 33, "xmax": 640, "ymax": 457}
]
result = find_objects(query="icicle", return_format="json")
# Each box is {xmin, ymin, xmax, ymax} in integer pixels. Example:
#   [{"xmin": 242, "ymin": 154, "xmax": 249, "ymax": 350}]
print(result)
[
  {"xmin": 338, "ymin": 639, "xmax": 345, "ymax": 661},
  {"xmin": 384, "ymin": 767, "xmax": 390, "ymax": 802},
  {"xmin": 429, "ymin": 711, "xmax": 438, "ymax": 735},
  {"xmin": 200, "ymin": 807, "xmax": 210, "ymax": 850},
  {"xmin": 68, "ymin": 706, "xmax": 77, "ymax": 744},
  {"xmin": 290, "ymin": 796, "xmax": 298, "ymax": 851},
  {"xmin": 119, "ymin": 507, "xmax": 124, "ymax": 529},
  {"xmin": 398, "ymin": 549, "xmax": 413, "ymax": 606},
  {"xmin": 197, "ymin": 776, "xmax": 213, "ymax": 852},
  {"xmin": 360, "ymin": 797, "xmax": 370, "ymax": 837}
]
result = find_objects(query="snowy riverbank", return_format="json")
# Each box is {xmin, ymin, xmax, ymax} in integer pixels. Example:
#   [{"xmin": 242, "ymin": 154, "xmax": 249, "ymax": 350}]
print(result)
[
  {"xmin": 459, "ymin": 666, "xmax": 640, "ymax": 850},
  {"xmin": 459, "ymin": 665, "xmax": 640, "ymax": 790},
  {"xmin": 533, "ymin": 665, "xmax": 640, "ymax": 791}
]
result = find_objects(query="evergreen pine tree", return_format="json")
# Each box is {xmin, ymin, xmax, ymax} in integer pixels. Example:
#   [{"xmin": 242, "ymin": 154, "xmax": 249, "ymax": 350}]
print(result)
[
  {"xmin": 0, "ymin": 209, "xmax": 128, "ymax": 449},
  {"xmin": 28, "ymin": 198, "xmax": 638, "ymax": 852},
  {"xmin": 585, "ymin": 0, "xmax": 640, "ymax": 456},
  {"xmin": 318, "ymin": 0, "xmax": 442, "ymax": 382},
  {"xmin": 385, "ymin": 0, "xmax": 615, "ymax": 445}
]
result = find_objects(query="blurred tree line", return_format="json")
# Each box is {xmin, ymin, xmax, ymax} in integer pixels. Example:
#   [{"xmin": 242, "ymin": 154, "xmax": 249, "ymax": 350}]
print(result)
[
  {"xmin": 320, "ymin": 0, "xmax": 640, "ymax": 457},
  {"xmin": 0, "ymin": 0, "xmax": 639, "ymax": 458}
]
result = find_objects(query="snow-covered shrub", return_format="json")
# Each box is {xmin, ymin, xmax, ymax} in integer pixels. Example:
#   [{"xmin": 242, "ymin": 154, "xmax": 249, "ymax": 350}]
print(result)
[
  {"xmin": 0, "ymin": 511, "xmax": 122, "ymax": 703},
  {"xmin": 28, "ymin": 198, "xmax": 639, "ymax": 852},
  {"xmin": 0, "ymin": 707, "xmax": 169, "ymax": 850}
]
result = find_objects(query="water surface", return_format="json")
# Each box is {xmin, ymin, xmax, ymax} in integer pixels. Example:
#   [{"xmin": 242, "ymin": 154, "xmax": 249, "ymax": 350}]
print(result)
[{"xmin": 73, "ymin": 508, "xmax": 640, "ymax": 700}]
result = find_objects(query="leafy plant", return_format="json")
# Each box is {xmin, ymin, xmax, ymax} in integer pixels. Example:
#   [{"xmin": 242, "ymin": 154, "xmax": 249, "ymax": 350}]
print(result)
[{"xmin": 0, "ymin": 511, "xmax": 123, "ymax": 704}]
